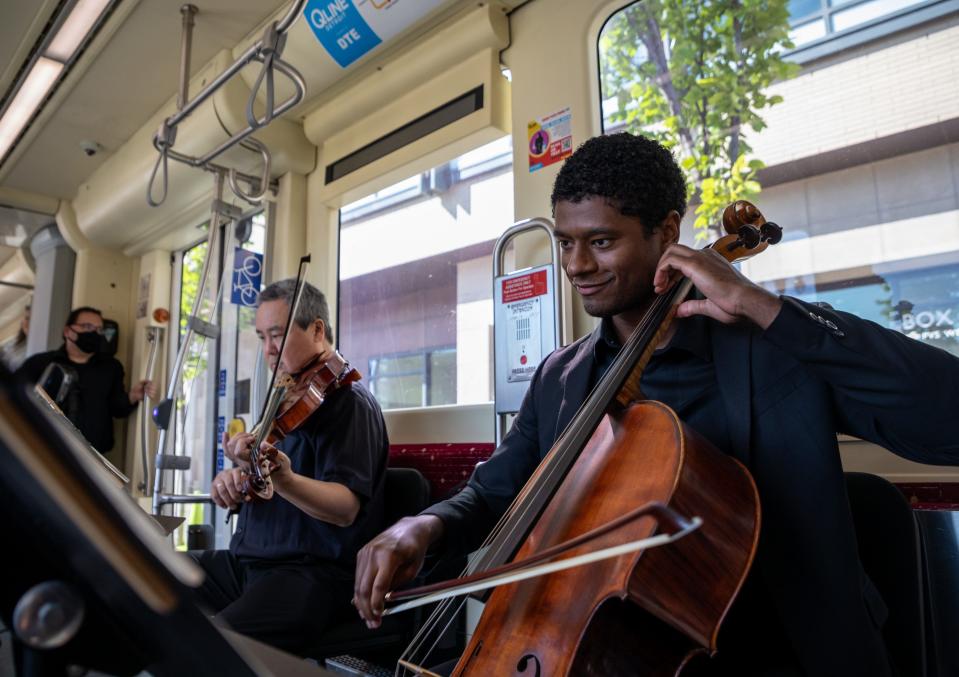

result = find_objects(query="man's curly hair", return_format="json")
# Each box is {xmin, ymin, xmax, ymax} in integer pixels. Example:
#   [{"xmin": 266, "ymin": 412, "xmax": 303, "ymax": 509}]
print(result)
[{"xmin": 550, "ymin": 133, "xmax": 688, "ymax": 236}]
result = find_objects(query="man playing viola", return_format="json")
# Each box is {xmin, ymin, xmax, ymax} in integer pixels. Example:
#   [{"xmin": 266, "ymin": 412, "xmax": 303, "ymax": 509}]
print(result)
[
  {"xmin": 190, "ymin": 279, "xmax": 389, "ymax": 656},
  {"xmin": 353, "ymin": 133, "xmax": 959, "ymax": 676}
]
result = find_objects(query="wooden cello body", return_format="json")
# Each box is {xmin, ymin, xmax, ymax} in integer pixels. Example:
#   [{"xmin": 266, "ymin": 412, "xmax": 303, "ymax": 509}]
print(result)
[{"xmin": 453, "ymin": 401, "xmax": 760, "ymax": 676}]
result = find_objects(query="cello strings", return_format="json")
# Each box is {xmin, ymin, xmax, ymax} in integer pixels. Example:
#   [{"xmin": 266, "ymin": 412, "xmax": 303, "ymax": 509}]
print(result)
[
  {"xmin": 475, "ymin": 282, "xmax": 683, "ymax": 573},
  {"xmin": 399, "ymin": 279, "xmax": 689, "ymax": 668},
  {"xmin": 398, "ymin": 595, "xmax": 469, "ymax": 676},
  {"xmin": 400, "ymin": 590, "xmax": 471, "ymax": 674}
]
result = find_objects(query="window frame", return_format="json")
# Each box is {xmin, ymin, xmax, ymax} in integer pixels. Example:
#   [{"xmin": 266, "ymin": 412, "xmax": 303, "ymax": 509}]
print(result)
[
  {"xmin": 785, "ymin": 0, "xmax": 959, "ymax": 63},
  {"xmin": 367, "ymin": 346, "xmax": 457, "ymax": 409}
]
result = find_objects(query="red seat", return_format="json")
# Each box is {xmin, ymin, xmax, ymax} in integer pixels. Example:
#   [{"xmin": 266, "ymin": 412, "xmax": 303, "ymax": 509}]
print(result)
[{"xmin": 388, "ymin": 443, "xmax": 495, "ymax": 501}]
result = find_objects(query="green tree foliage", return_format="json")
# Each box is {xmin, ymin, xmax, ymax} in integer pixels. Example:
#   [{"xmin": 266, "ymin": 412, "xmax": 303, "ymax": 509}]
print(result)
[
  {"xmin": 179, "ymin": 239, "xmax": 211, "ymax": 383},
  {"xmin": 600, "ymin": 0, "xmax": 797, "ymax": 241}
]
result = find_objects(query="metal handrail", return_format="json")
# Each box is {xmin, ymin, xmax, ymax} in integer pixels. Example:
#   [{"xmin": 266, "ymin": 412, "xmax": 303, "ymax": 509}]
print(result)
[
  {"xmin": 138, "ymin": 325, "xmax": 164, "ymax": 496},
  {"xmin": 491, "ymin": 218, "xmax": 564, "ymax": 445},
  {"xmin": 492, "ymin": 217, "xmax": 563, "ymax": 342},
  {"xmin": 151, "ymin": 172, "xmax": 227, "ymax": 514},
  {"xmin": 228, "ymin": 138, "xmax": 272, "ymax": 204},
  {"xmin": 155, "ymin": 494, "xmax": 214, "ymax": 508},
  {"xmin": 146, "ymin": 0, "xmax": 307, "ymax": 206}
]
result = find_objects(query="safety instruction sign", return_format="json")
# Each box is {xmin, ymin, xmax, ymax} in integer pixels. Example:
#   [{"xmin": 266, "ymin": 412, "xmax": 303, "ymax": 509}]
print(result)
[
  {"xmin": 303, "ymin": 0, "xmax": 445, "ymax": 69},
  {"xmin": 506, "ymin": 298, "xmax": 542, "ymax": 382},
  {"xmin": 494, "ymin": 264, "xmax": 557, "ymax": 413},
  {"xmin": 501, "ymin": 270, "xmax": 548, "ymax": 382},
  {"xmin": 528, "ymin": 106, "xmax": 572, "ymax": 173}
]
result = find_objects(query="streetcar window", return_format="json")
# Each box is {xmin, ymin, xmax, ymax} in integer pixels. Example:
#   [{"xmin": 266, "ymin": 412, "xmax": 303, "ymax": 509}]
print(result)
[
  {"xmin": 598, "ymin": 0, "xmax": 959, "ymax": 357},
  {"xmin": 338, "ymin": 136, "xmax": 513, "ymax": 409}
]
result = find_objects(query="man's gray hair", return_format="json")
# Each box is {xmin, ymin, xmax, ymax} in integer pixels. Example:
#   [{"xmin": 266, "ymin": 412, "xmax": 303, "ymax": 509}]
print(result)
[{"xmin": 258, "ymin": 279, "xmax": 333, "ymax": 342}]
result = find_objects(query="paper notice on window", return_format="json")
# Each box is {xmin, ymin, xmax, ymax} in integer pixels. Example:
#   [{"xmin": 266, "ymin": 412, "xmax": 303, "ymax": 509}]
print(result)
[{"xmin": 528, "ymin": 106, "xmax": 572, "ymax": 173}]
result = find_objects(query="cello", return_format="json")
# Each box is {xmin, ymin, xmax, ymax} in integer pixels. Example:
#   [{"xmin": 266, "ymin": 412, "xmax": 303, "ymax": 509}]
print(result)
[{"xmin": 389, "ymin": 201, "xmax": 782, "ymax": 676}]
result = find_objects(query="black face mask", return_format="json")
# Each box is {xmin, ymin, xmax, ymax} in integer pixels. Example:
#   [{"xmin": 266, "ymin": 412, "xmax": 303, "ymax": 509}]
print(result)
[{"xmin": 72, "ymin": 330, "xmax": 104, "ymax": 354}]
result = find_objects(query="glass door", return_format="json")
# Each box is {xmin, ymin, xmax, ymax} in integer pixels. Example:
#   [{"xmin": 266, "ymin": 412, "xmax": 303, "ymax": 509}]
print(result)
[{"xmin": 166, "ymin": 209, "xmax": 269, "ymax": 549}]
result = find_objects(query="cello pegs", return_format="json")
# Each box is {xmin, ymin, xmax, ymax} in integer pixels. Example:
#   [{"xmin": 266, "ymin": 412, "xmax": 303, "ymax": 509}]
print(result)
[
  {"xmin": 735, "ymin": 224, "xmax": 762, "ymax": 249},
  {"xmin": 761, "ymin": 221, "xmax": 783, "ymax": 245}
]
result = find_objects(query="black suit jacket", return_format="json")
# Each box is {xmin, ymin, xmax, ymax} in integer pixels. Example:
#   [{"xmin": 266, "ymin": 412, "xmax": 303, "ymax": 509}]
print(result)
[{"xmin": 426, "ymin": 296, "xmax": 959, "ymax": 676}]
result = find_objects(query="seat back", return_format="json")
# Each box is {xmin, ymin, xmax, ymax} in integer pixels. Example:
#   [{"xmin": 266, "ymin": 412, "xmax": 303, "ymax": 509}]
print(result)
[
  {"xmin": 915, "ymin": 509, "xmax": 959, "ymax": 677},
  {"xmin": 307, "ymin": 466, "xmax": 432, "ymax": 662},
  {"xmin": 384, "ymin": 466, "xmax": 432, "ymax": 525},
  {"xmin": 845, "ymin": 472, "xmax": 926, "ymax": 677}
]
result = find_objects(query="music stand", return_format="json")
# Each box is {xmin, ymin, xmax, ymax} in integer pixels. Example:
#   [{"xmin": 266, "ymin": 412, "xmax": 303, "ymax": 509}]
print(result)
[
  {"xmin": 30, "ymin": 373, "xmax": 190, "ymax": 537},
  {"xmin": 0, "ymin": 365, "xmax": 335, "ymax": 676}
]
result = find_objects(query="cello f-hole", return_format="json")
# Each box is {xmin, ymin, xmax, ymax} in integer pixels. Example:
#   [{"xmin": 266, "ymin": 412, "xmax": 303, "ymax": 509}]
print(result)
[{"xmin": 516, "ymin": 654, "xmax": 542, "ymax": 676}]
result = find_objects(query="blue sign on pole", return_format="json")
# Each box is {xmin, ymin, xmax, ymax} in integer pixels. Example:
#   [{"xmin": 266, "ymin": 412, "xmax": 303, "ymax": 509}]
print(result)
[
  {"xmin": 231, "ymin": 248, "xmax": 263, "ymax": 307},
  {"xmin": 218, "ymin": 369, "xmax": 227, "ymax": 396},
  {"xmin": 216, "ymin": 416, "xmax": 226, "ymax": 472},
  {"xmin": 303, "ymin": 0, "xmax": 382, "ymax": 68}
]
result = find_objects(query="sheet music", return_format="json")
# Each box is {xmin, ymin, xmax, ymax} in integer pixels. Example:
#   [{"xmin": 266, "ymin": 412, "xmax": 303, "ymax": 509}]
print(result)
[{"xmin": 30, "ymin": 384, "xmax": 130, "ymax": 487}]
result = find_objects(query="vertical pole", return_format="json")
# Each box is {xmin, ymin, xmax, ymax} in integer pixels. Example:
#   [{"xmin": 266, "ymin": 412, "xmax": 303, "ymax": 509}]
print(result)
[
  {"xmin": 27, "ymin": 225, "xmax": 76, "ymax": 356},
  {"xmin": 152, "ymin": 170, "xmax": 225, "ymax": 514},
  {"xmin": 139, "ymin": 326, "xmax": 163, "ymax": 495},
  {"xmin": 177, "ymin": 5, "xmax": 198, "ymax": 112}
]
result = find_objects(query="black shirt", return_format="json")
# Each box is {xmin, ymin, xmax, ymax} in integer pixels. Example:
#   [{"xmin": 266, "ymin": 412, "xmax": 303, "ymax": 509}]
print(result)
[
  {"xmin": 594, "ymin": 314, "xmax": 796, "ymax": 669},
  {"xmin": 16, "ymin": 346, "xmax": 137, "ymax": 452},
  {"xmin": 230, "ymin": 380, "xmax": 389, "ymax": 574},
  {"xmin": 593, "ymin": 314, "xmax": 731, "ymax": 454}
]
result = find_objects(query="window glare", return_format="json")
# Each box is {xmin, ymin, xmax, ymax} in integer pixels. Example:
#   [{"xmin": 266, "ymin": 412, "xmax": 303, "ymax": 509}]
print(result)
[
  {"xmin": 338, "ymin": 136, "xmax": 513, "ymax": 410},
  {"xmin": 790, "ymin": 18, "xmax": 828, "ymax": 45},
  {"xmin": 831, "ymin": 0, "xmax": 925, "ymax": 31}
]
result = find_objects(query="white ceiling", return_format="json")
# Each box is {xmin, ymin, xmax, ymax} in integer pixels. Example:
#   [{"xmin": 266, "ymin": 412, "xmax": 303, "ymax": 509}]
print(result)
[
  {"xmin": 0, "ymin": 0, "xmax": 531, "ymax": 259},
  {"xmin": 0, "ymin": 0, "xmax": 291, "ymax": 200}
]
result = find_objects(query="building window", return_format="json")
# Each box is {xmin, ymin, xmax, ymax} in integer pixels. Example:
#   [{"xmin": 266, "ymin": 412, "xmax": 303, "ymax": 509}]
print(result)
[
  {"xmin": 596, "ymin": 1, "xmax": 959, "ymax": 360},
  {"xmin": 368, "ymin": 348, "xmax": 456, "ymax": 409},
  {"xmin": 338, "ymin": 136, "xmax": 513, "ymax": 411},
  {"xmin": 768, "ymin": 262, "xmax": 959, "ymax": 357},
  {"xmin": 786, "ymin": 0, "xmax": 956, "ymax": 59}
]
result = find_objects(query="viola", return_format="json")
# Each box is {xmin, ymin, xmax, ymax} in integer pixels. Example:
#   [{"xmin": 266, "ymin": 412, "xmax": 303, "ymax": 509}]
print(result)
[
  {"xmin": 223, "ymin": 253, "xmax": 364, "ymax": 512},
  {"xmin": 391, "ymin": 201, "xmax": 782, "ymax": 676},
  {"xmin": 237, "ymin": 351, "xmax": 361, "ymax": 503}
]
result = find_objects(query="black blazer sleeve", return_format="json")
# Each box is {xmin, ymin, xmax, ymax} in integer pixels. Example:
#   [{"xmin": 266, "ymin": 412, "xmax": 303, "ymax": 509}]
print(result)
[{"xmin": 762, "ymin": 296, "xmax": 959, "ymax": 465}]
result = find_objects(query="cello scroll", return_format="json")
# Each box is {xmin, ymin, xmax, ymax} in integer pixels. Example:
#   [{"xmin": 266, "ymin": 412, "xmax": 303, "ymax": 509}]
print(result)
[{"xmin": 714, "ymin": 200, "xmax": 783, "ymax": 262}]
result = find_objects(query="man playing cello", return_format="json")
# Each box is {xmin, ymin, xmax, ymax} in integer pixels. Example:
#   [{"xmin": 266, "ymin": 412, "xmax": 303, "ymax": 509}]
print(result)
[{"xmin": 353, "ymin": 133, "xmax": 959, "ymax": 675}]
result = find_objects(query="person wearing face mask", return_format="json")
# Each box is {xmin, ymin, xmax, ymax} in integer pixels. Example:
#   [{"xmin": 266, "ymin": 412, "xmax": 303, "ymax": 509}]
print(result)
[{"xmin": 15, "ymin": 306, "xmax": 156, "ymax": 452}]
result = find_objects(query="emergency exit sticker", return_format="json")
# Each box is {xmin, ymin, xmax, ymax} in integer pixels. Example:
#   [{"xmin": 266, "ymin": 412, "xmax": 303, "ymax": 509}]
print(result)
[
  {"xmin": 528, "ymin": 106, "xmax": 573, "ymax": 173},
  {"xmin": 304, "ymin": 0, "xmax": 382, "ymax": 68},
  {"xmin": 502, "ymin": 270, "xmax": 548, "ymax": 382},
  {"xmin": 502, "ymin": 270, "xmax": 548, "ymax": 303}
]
